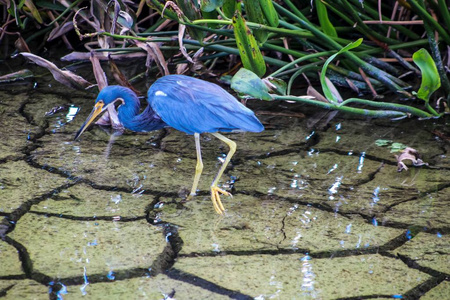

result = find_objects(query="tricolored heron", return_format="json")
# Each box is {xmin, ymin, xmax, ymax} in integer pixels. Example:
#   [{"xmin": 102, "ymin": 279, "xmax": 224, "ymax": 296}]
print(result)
[{"xmin": 75, "ymin": 75, "xmax": 264, "ymax": 214}]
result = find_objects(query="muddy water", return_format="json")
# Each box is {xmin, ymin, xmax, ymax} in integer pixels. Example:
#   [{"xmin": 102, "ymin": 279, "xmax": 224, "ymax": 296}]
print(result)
[{"xmin": 0, "ymin": 69, "xmax": 449, "ymax": 299}]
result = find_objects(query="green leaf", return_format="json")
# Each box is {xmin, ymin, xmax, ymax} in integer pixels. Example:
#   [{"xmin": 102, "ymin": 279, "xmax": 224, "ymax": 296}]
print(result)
[
  {"xmin": 264, "ymin": 77, "xmax": 287, "ymax": 95},
  {"xmin": 375, "ymin": 139, "xmax": 392, "ymax": 147},
  {"xmin": 413, "ymin": 48, "xmax": 441, "ymax": 102},
  {"xmin": 243, "ymin": 0, "xmax": 269, "ymax": 43},
  {"xmin": 231, "ymin": 68, "xmax": 273, "ymax": 100},
  {"xmin": 36, "ymin": 0, "xmax": 66, "ymax": 11},
  {"xmin": 175, "ymin": 0, "xmax": 205, "ymax": 41},
  {"xmin": 200, "ymin": 0, "xmax": 224, "ymax": 12},
  {"xmin": 315, "ymin": 0, "xmax": 337, "ymax": 37},
  {"xmin": 390, "ymin": 142, "xmax": 407, "ymax": 153},
  {"xmin": 24, "ymin": 0, "xmax": 43, "ymax": 24},
  {"xmin": 7, "ymin": 1, "xmax": 25, "ymax": 29},
  {"xmin": 222, "ymin": 0, "xmax": 236, "ymax": 18},
  {"xmin": 232, "ymin": 11, "xmax": 266, "ymax": 77},
  {"xmin": 259, "ymin": 0, "xmax": 279, "ymax": 27},
  {"xmin": 320, "ymin": 38, "xmax": 363, "ymax": 103}
]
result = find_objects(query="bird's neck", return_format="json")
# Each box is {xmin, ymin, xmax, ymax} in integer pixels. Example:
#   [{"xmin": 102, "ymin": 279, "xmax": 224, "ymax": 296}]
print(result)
[{"xmin": 118, "ymin": 93, "xmax": 165, "ymax": 132}]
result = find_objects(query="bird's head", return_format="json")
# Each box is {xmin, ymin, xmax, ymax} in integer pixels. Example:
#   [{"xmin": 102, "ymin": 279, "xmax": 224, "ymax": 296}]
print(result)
[{"xmin": 74, "ymin": 86, "xmax": 134, "ymax": 140}]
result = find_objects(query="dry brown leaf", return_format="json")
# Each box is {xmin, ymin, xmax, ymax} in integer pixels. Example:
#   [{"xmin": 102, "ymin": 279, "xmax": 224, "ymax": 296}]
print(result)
[
  {"xmin": 61, "ymin": 51, "xmax": 146, "ymax": 62},
  {"xmin": 15, "ymin": 36, "xmax": 31, "ymax": 53},
  {"xmin": 90, "ymin": 52, "xmax": 108, "ymax": 90},
  {"xmin": 324, "ymin": 76, "xmax": 343, "ymax": 103},
  {"xmin": 20, "ymin": 52, "xmax": 93, "ymax": 90},
  {"xmin": 395, "ymin": 147, "xmax": 429, "ymax": 172},
  {"xmin": 108, "ymin": 56, "xmax": 140, "ymax": 95},
  {"xmin": 307, "ymin": 86, "xmax": 328, "ymax": 103},
  {"xmin": 47, "ymin": 22, "xmax": 74, "ymax": 42},
  {"xmin": 89, "ymin": 52, "xmax": 122, "ymax": 130},
  {"xmin": 134, "ymin": 41, "xmax": 170, "ymax": 76},
  {"xmin": 0, "ymin": 69, "xmax": 34, "ymax": 83}
]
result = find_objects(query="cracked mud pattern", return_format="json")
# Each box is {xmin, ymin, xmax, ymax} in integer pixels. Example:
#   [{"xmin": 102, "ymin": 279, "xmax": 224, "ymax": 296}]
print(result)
[{"xmin": 1, "ymin": 80, "xmax": 449, "ymax": 300}]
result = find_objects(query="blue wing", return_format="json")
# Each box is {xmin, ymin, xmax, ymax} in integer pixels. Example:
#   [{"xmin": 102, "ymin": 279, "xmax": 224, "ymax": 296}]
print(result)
[{"xmin": 147, "ymin": 75, "xmax": 264, "ymax": 135}]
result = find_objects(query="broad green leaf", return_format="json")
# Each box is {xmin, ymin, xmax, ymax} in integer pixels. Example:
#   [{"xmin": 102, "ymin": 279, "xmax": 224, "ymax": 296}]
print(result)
[
  {"xmin": 315, "ymin": 0, "xmax": 337, "ymax": 37},
  {"xmin": 413, "ymin": 48, "xmax": 441, "ymax": 102},
  {"xmin": 232, "ymin": 11, "xmax": 266, "ymax": 77},
  {"xmin": 243, "ymin": 0, "xmax": 269, "ymax": 43},
  {"xmin": 390, "ymin": 142, "xmax": 407, "ymax": 153},
  {"xmin": 222, "ymin": 0, "xmax": 236, "ymax": 18},
  {"xmin": 231, "ymin": 68, "xmax": 273, "ymax": 100},
  {"xmin": 175, "ymin": 0, "xmax": 205, "ymax": 41},
  {"xmin": 320, "ymin": 38, "xmax": 363, "ymax": 103},
  {"xmin": 200, "ymin": 0, "xmax": 224, "ymax": 12},
  {"xmin": 259, "ymin": 0, "xmax": 279, "ymax": 27},
  {"xmin": 375, "ymin": 139, "xmax": 392, "ymax": 147}
]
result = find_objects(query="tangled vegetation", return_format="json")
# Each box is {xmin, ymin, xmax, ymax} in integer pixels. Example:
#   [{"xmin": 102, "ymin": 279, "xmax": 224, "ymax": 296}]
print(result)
[{"xmin": 1, "ymin": 0, "xmax": 449, "ymax": 119}]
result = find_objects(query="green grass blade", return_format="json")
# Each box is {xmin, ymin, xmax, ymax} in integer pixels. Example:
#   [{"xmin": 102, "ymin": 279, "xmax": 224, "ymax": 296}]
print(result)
[
  {"xmin": 315, "ymin": 0, "xmax": 337, "ymax": 37},
  {"xmin": 320, "ymin": 38, "xmax": 363, "ymax": 103}
]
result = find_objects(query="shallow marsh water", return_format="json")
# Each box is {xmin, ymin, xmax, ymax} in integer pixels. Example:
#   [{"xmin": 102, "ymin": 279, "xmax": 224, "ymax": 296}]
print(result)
[{"xmin": 0, "ymin": 70, "xmax": 449, "ymax": 299}]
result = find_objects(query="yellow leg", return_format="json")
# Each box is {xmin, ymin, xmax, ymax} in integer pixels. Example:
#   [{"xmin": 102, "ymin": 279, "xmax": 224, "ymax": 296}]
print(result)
[
  {"xmin": 187, "ymin": 133, "xmax": 203, "ymax": 201},
  {"xmin": 210, "ymin": 132, "xmax": 236, "ymax": 214}
]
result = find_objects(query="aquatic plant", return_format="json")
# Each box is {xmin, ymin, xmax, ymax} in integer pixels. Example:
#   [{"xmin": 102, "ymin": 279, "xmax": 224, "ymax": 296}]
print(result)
[{"xmin": 1, "ymin": 0, "xmax": 449, "ymax": 118}]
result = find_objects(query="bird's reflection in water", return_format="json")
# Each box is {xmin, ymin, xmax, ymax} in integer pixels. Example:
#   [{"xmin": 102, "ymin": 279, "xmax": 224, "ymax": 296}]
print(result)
[
  {"xmin": 97, "ymin": 126, "xmax": 167, "ymax": 159},
  {"xmin": 96, "ymin": 125, "xmax": 124, "ymax": 159}
]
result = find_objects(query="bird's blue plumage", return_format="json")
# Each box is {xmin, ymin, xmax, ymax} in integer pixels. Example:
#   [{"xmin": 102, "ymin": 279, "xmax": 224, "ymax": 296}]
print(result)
[
  {"xmin": 147, "ymin": 75, "xmax": 264, "ymax": 135},
  {"xmin": 76, "ymin": 76, "xmax": 264, "ymax": 214},
  {"xmin": 91, "ymin": 75, "xmax": 263, "ymax": 135},
  {"xmin": 96, "ymin": 86, "xmax": 167, "ymax": 132}
]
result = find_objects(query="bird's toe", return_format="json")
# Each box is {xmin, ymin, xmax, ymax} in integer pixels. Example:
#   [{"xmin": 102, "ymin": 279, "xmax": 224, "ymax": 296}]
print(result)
[{"xmin": 211, "ymin": 186, "xmax": 231, "ymax": 214}]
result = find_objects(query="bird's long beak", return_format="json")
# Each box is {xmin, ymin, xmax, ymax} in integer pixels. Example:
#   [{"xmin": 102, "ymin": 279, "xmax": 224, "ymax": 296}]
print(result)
[{"xmin": 74, "ymin": 101, "xmax": 105, "ymax": 140}]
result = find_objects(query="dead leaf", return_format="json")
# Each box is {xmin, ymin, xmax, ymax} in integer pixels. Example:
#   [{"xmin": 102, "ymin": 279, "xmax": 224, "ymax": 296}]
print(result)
[
  {"xmin": 61, "ymin": 51, "xmax": 146, "ymax": 62},
  {"xmin": 90, "ymin": 51, "xmax": 108, "ymax": 90},
  {"xmin": 395, "ymin": 147, "xmax": 429, "ymax": 172},
  {"xmin": 0, "ymin": 69, "xmax": 33, "ymax": 83},
  {"xmin": 108, "ymin": 56, "xmax": 140, "ymax": 94},
  {"xmin": 307, "ymin": 86, "xmax": 328, "ymax": 103},
  {"xmin": 134, "ymin": 41, "xmax": 169, "ymax": 76},
  {"xmin": 47, "ymin": 21, "xmax": 74, "ymax": 42},
  {"xmin": 178, "ymin": 24, "xmax": 194, "ymax": 64},
  {"xmin": 324, "ymin": 76, "xmax": 343, "ymax": 103},
  {"xmin": 432, "ymin": 129, "xmax": 450, "ymax": 141},
  {"xmin": 15, "ymin": 36, "xmax": 31, "ymax": 53},
  {"xmin": 20, "ymin": 52, "xmax": 93, "ymax": 90}
]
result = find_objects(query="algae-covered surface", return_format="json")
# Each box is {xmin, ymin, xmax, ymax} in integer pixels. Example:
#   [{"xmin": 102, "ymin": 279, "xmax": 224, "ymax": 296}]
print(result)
[{"xmin": 0, "ymin": 73, "xmax": 449, "ymax": 299}]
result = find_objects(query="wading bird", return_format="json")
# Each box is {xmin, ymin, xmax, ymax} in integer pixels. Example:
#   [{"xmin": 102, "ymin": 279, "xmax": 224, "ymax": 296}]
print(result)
[{"xmin": 75, "ymin": 75, "xmax": 264, "ymax": 214}]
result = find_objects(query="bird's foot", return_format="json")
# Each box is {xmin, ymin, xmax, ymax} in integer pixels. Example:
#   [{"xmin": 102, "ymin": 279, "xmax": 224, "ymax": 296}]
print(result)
[
  {"xmin": 185, "ymin": 193, "xmax": 195, "ymax": 202},
  {"xmin": 211, "ymin": 186, "xmax": 232, "ymax": 214}
]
